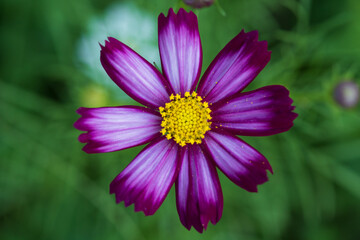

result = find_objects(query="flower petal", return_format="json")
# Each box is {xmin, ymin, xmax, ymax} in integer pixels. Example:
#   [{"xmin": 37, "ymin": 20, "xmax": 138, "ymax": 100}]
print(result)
[
  {"xmin": 74, "ymin": 106, "xmax": 162, "ymax": 153},
  {"xmin": 176, "ymin": 145, "xmax": 223, "ymax": 233},
  {"xmin": 110, "ymin": 137, "xmax": 180, "ymax": 216},
  {"xmin": 158, "ymin": 8, "xmax": 202, "ymax": 94},
  {"xmin": 203, "ymin": 131, "xmax": 272, "ymax": 192},
  {"xmin": 197, "ymin": 30, "xmax": 271, "ymax": 104},
  {"xmin": 100, "ymin": 37, "xmax": 171, "ymax": 109},
  {"xmin": 211, "ymin": 85, "xmax": 298, "ymax": 136}
]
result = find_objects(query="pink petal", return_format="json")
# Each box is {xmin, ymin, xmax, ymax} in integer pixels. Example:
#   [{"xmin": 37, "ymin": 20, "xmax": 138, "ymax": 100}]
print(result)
[
  {"xmin": 203, "ymin": 131, "xmax": 272, "ymax": 192},
  {"xmin": 100, "ymin": 37, "xmax": 171, "ymax": 109},
  {"xmin": 158, "ymin": 8, "xmax": 202, "ymax": 94},
  {"xmin": 74, "ymin": 106, "xmax": 162, "ymax": 153},
  {"xmin": 211, "ymin": 85, "xmax": 298, "ymax": 136},
  {"xmin": 110, "ymin": 137, "xmax": 180, "ymax": 215},
  {"xmin": 176, "ymin": 145, "xmax": 223, "ymax": 233},
  {"xmin": 197, "ymin": 30, "xmax": 271, "ymax": 104}
]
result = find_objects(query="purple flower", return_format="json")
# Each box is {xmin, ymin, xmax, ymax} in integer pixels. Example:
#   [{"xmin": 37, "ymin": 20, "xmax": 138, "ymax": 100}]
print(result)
[
  {"xmin": 333, "ymin": 80, "xmax": 359, "ymax": 109},
  {"xmin": 74, "ymin": 8, "xmax": 297, "ymax": 233},
  {"xmin": 183, "ymin": 0, "xmax": 214, "ymax": 9}
]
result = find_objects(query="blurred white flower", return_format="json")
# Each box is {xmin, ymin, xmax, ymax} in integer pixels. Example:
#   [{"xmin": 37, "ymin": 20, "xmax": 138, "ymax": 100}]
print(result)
[{"xmin": 76, "ymin": 2, "xmax": 160, "ymax": 100}]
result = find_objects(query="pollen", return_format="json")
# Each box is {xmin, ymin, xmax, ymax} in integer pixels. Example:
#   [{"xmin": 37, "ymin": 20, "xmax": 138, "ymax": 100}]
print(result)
[{"xmin": 159, "ymin": 92, "xmax": 212, "ymax": 147}]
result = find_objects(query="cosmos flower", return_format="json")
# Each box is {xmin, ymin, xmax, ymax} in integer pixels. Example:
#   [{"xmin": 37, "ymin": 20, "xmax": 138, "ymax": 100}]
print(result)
[{"xmin": 74, "ymin": 8, "xmax": 297, "ymax": 232}]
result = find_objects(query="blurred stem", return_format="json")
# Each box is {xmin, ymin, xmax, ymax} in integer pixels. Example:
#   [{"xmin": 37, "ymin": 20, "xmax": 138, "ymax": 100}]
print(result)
[
  {"xmin": 309, "ymin": 151, "xmax": 360, "ymax": 199},
  {"xmin": 297, "ymin": 0, "xmax": 311, "ymax": 32},
  {"xmin": 281, "ymin": 134, "xmax": 317, "ymax": 225},
  {"xmin": 2, "ymin": 123, "xmax": 147, "ymax": 240},
  {"xmin": 215, "ymin": 0, "xmax": 226, "ymax": 16}
]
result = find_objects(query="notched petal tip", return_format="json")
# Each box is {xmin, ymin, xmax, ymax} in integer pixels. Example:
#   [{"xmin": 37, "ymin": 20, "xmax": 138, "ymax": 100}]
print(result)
[
  {"xmin": 158, "ymin": 8, "xmax": 175, "ymax": 22},
  {"xmin": 82, "ymin": 144, "xmax": 95, "ymax": 154},
  {"xmin": 255, "ymin": 40, "xmax": 271, "ymax": 61},
  {"xmin": 78, "ymin": 133, "xmax": 88, "ymax": 143},
  {"xmin": 176, "ymin": 145, "xmax": 223, "ymax": 233},
  {"xmin": 168, "ymin": 7, "xmax": 176, "ymax": 15},
  {"xmin": 159, "ymin": 8, "xmax": 197, "ymax": 26},
  {"xmin": 165, "ymin": 7, "xmax": 190, "ymax": 17},
  {"xmin": 73, "ymin": 118, "xmax": 84, "ymax": 131},
  {"xmin": 211, "ymin": 84, "xmax": 298, "ymax": 136},
  {"xmin": 102, "ymin": 39, "xmax": 110, "ymax": 48},
  {"xmin": 178, "ymin": 7, "xmax": 197, "ymax": 19},
  {"xmin": 245, "ymin": 30, "xmax": 259, "ymax": 41},
  {"xmin": 101, "ymin": 37, "xmax": 120, "ymax": 52},
  {"xmin": 268, "ymin": 165, "xmax": 274, "ymax": 175},
  {"xmin": 107, "ymin": 36, "xmax": 116, "ymax": 42},
  {"xmin": 247, "ymin": 186, "xmax": 259, "ymax": 193},
  {"xmin": 158, "ymin": 12, "xmax": 165, "ymax": 21},
  {"xmin": 75, "ymin": 107, "xmax": 86, "ymax": 115},
  {"xmin": 203, "ymin": 132, "xmax": 272, "ymax": 193},
  {"xmin": 292, "ymin": 112, "xmax": 299, "ymax": 119},
  {"xmin": 106, "ymin": 37, "xmax": 124, "ymax": 48},
  {"xmin": 109, "ymin": 138, "xmax": 180, "ymax": 217}
]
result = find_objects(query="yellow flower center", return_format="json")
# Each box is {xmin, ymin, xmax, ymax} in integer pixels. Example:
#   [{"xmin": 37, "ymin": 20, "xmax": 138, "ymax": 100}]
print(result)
[{"xmin": 159, "ymin": 92, "xmax": 212, "ymax": 147}]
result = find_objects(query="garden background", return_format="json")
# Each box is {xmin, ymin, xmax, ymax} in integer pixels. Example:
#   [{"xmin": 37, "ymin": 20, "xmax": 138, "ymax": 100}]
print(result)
[{"xmin": 1, "ymin": 0, "xmax": 360, "ymax": 239}]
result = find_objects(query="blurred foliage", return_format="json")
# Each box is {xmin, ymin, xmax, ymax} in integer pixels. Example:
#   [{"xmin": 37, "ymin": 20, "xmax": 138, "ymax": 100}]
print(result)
[{"xmin": 1, "ymin": 0, "xmax": 360, "ymax": 239}]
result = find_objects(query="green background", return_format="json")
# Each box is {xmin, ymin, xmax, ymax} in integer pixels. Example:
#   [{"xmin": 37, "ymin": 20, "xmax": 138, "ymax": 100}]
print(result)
[{"xmin": 1, "ymin": 0, "xmax": 360, "ymax": 239}]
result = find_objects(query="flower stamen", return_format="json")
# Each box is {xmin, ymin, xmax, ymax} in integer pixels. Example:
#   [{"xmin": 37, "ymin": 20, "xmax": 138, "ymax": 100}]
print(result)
[{"xmin": 159, "ymin": 92, "xmax": 212, "ymax": 147}]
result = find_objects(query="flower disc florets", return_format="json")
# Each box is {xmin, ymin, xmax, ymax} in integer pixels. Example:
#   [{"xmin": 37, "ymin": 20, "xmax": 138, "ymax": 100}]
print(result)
[{"xmin": 159, "ymin": 92, "xmax": 212, "ymax": 147}]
